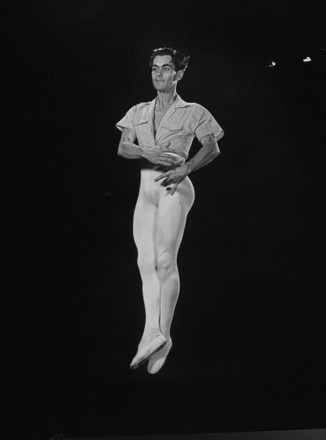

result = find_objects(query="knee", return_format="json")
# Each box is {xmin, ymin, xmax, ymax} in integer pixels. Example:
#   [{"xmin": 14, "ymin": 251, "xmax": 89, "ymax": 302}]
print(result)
[
  {"xmin": 156, "ymin": 250, "xmax": 176, "ymax": 279},
  {"xmin": 137, "ymin": 253, "xmax": 155, "ymax": 278}
]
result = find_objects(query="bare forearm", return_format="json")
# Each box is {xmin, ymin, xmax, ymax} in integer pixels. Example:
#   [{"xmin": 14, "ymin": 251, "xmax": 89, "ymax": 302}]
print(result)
[
  {"xmin": 185, "ymin": 142, "xmax": 220, "ymax": 174},
  {"xmin": 118, "ymin": 141, "xmax": 181, "ymax": 168},
  {"xmin": 153, "ymin": 135, "xmax": 222, "ymax": 191},
  {"xmin": 117, "ymin": 142, "xmax": 146, "ymax": 160}
]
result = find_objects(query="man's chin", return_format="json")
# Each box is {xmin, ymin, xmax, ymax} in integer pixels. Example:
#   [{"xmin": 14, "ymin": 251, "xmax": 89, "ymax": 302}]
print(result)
[
  {"xmin": 153, "ymin": 85, "xmax": 171, "ymax": 93},
  {"xmin": 154, "ymin": 84, "xmax": 165, "ymax": 90}
]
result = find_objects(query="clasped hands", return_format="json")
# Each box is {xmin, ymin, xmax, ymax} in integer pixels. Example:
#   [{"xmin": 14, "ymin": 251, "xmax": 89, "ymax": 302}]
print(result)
[{"xmin": 143, "ymin": 142, "xmax": 190, "ymax": 195}]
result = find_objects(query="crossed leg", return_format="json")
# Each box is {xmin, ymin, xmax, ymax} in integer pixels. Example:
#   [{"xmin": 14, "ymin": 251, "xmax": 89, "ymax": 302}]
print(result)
[
  {"xmin": 155, "ymin": 181, "xmax": 194, "ymax": 338},
  {"xmin": 132, "ymin": 193, "xmax": 161, "ymax": 347},
  {"xmin": 131, "ymin": 177, "xmax": 195, "ymax": 371}
]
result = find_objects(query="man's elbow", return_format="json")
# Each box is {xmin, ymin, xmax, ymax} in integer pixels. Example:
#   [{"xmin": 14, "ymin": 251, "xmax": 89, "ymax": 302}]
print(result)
[
  {"xmin": 210, "ymin": 142, "xmax": 220, "ymax": 160},
  {"xmin": 213, "ymin": 130, "xmax": 224, "ymax": 157},
  {"xmin": 117, "ymin": 143, "xmax": 125, "ymax": 157},
  {"xmin": 213, "ymin": 145, "xmax": 220, "ymax": 158},
  {"xmin": 202, "ymin": 134, "xmax": 222, "ymax": 160}
]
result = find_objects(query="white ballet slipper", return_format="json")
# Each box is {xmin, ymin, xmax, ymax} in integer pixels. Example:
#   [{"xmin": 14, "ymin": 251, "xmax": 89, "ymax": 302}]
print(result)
[
  {"xmin": 147, "ymin": 338, "xmax": 172, "ymax": 374},
  {"xmin": 130, "ymin": 333, "xmax": 167, "ymax": 370}
]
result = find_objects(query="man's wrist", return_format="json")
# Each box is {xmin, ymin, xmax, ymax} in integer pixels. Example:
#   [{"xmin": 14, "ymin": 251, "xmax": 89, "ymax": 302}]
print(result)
[
  {"xmin": 138, "ymin": 145, "xmax": 147, "ymax": 159},
  {"xmin": 184, "ymin": 161, "xmax": 193, "ymax": 175}
]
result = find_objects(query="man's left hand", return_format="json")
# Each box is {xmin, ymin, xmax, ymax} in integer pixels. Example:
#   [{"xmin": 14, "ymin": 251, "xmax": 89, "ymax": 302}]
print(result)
[{"xmin": 154, "ymin": 164, "xmax": 190, "ymax": 195}]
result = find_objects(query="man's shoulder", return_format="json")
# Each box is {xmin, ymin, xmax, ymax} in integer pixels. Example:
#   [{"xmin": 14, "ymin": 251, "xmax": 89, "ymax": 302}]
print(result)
[
  {"xmin": 178, "ymin": 101, "xmax": 212, "ymax": 120},
  {"xmin": 133, "ymin": 100, "xmax": 154, "ymax": 110},
  {"xmin": 136, "ymin": 100, "xmax": 152, "ymax": 107},
  {"xmin": 188, "ymin": 102, "xmax": 209, "ymax": 112},
  {"xmin": 126, "ymin": 101, "xmax": 153, "ymax": 117},
  {"xmin": 176, "ymin": 98, "xmax": 208, "ymax": 112}
]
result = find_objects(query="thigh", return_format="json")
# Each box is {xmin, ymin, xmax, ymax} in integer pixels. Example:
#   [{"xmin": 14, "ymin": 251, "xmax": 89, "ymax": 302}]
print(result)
[
  {"xmin": 156, "ymin": 178, "xmax": 195, "ymax": 254},
  {"xmin": 133, "ymin": 192, "xmax": 158, "ymax": 260}
]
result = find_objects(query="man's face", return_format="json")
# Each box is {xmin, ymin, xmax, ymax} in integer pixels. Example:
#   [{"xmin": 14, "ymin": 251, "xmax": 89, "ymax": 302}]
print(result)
[{"xmin": 151, "ymin": 55, "xmax": 180, "ymax": 92}]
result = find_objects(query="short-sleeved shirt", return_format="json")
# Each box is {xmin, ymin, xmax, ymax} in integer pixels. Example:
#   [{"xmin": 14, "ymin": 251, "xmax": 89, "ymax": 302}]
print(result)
[{"xmin": 116, "ymin": 95, "xmax": 224, "ymax": 160}]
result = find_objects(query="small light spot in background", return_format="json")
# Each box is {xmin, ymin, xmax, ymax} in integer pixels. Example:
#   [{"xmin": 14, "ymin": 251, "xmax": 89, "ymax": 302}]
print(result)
[
  {"xmin": 269, "ymin": 61, "xmax": 276, "ymax": 68},
  {"xmin": 303, "ymin": 56, "xmax": 312, "ymax": 63}
]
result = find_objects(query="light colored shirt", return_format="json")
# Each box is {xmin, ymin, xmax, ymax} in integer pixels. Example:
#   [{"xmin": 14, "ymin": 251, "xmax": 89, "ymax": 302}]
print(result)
[{"xmin": 116, "ymin": 95, "xmax": 224, "ymax": 159}]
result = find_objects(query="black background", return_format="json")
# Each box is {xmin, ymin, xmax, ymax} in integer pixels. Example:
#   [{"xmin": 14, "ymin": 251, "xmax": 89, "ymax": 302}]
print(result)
[{"xmin": 4, "ymin": 1, "xmax": 326, "ymax": 439}]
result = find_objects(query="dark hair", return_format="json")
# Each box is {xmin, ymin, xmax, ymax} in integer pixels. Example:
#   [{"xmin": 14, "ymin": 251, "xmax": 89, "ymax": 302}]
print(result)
[{"xmin": 149, "ymin": 47, "xmax": 190, "ymax": 72}]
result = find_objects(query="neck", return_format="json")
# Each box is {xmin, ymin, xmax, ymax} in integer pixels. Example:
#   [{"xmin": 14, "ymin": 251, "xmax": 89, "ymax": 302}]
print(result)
[{"xmin": 156, "ymin": 91, "xmax": 178, "ymax": 108}]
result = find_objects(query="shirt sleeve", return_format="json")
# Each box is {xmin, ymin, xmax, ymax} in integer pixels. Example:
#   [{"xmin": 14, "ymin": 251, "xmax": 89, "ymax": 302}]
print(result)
[
  {"xmin": 194, "ymin": 106, "xmax": 224, "ymax": 142},
  {"xmin": 116, "ymin": 105, "xmax": 137, "ymax": 132}
]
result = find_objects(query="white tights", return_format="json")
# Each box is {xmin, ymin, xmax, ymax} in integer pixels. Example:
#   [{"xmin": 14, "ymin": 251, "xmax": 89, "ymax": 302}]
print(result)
[{"xmin": 133, "ymin": 166, "xmax": 195, "ymax": 348}]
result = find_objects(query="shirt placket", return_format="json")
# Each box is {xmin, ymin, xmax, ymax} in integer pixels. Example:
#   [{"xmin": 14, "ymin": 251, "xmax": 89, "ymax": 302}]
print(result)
[{"xmin": 155, "ymin": 105, "xmax": 178, "ymax": 144}]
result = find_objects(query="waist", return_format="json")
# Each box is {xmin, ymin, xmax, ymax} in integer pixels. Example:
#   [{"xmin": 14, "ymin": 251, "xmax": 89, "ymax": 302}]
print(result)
[{"xmin": 140, "ymin": 153, "xmax": 185, "ymax": 171}]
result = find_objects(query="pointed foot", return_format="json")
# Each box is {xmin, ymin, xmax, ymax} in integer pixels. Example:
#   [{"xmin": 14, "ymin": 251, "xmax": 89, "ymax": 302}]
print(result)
[
  {"xmin": 147, "ymin": 338, "xmax": 173, "ymax": 374},
  {"xmin": 130, "ymin": 333, "xmax": 167, "ymax": 370}
]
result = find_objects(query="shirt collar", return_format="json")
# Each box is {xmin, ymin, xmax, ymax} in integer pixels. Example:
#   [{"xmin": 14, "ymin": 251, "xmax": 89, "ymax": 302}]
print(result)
[
  {"xmin": 147, "ymin": 94, "xmax": 190, "ymax": 109},
  {"xmin": 173, "ymin": 95, "xmax": 190, "ymax": 108}
]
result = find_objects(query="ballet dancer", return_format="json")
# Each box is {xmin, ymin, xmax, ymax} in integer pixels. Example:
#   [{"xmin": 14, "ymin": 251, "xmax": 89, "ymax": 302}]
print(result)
[{"xmin": 116, "ymin": 47, "xmax": 224, "ymax": 374}]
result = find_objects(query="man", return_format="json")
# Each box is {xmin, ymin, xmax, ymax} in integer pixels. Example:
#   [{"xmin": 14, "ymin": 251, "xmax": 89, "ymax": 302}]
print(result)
[{"xmin": 116, "ymin": 47, "xmax": 224, "ymax": 374}]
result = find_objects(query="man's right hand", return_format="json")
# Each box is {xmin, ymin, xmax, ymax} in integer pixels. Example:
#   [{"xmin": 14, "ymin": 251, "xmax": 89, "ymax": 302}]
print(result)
[{"xmin": 142, "ymin": 143, "xmax": 181, "ymax": 168}]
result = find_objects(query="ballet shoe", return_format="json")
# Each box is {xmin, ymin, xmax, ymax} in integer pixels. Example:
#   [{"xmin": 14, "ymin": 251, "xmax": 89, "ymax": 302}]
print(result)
[
  {"xmin": 147, "ymin": 337, "xmax": 172, "ymax": 374},
  {"xmin": 130, "ymin": 333, "xmax": 167, "ymax": 370}
]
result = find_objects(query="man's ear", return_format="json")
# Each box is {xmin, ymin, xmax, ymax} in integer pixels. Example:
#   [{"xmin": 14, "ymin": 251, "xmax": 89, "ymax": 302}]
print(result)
[{"xmin": 175, "ymin": 69, "xmax": 185, "ymax": 81}]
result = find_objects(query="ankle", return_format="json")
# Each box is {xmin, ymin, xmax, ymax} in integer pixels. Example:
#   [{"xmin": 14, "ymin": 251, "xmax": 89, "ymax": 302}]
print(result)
[{"xmin": 140, "ymin": 328, "xmax": 163, "ymax": 345}]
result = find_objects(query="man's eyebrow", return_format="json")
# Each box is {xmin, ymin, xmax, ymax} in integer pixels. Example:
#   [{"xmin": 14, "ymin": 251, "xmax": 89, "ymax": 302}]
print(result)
[{"xmin": 152, "ymin": 63, "xmax": 174, "ymax": 68}]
